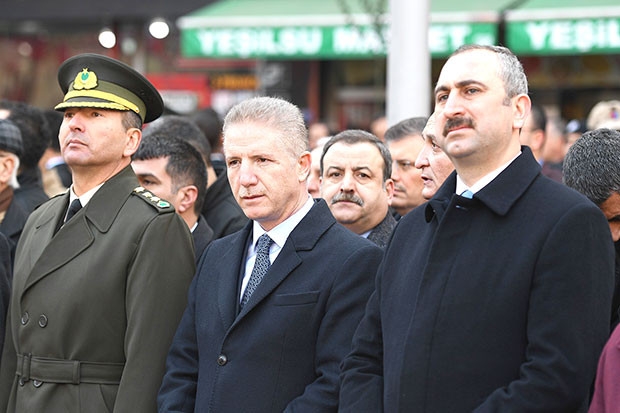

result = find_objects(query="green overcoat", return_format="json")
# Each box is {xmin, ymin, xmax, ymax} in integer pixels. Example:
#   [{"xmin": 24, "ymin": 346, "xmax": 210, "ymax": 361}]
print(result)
[{"xmin": 0, "ymin": 165, "xmax": 195, "ymax": 413}]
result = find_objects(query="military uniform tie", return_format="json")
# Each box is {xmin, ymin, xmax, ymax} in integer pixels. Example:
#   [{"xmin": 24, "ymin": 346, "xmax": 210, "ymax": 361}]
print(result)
[
  {"xmin": 65, "ymin": 199, "xmax": 82, "ymax": 222},
  {"xmin": 241, "ymin": 234, "xmax": 273, "ymax": 308}
]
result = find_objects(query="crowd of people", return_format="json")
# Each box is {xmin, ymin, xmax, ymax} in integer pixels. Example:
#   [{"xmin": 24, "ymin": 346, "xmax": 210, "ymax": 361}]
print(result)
[{"xmin": 0, "ymin": 44, "xmax": 618, "ymax": 412}]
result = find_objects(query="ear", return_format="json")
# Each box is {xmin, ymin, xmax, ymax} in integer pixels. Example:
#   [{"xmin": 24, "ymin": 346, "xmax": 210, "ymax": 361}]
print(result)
[
  {"xmin": 384, "ymin": 178, "xmax": 395, "ymax": 205},
  {"xmin": 123, "ymin": 127, "xmax": 142, "ymax": 158},
  {"xmin": 296, "ymin": 151, "xmax": 312, "ymax": 182},
  {"xmin": 0, "ymin": 155, "xmax": 15, "ymax": 185},
  {"xmin": 175, "ymin": 185, "xmax": 199, "ymax": 214},
  {"xmin": 513, "ymin": 94, "xmax": 531, "ymax": 131}
]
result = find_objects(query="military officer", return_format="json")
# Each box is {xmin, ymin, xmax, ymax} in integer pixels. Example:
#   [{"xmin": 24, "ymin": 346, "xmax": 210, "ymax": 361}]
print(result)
[{"xmin": 0, "ymin": 53, "xmax": 196, "ymax": 413}]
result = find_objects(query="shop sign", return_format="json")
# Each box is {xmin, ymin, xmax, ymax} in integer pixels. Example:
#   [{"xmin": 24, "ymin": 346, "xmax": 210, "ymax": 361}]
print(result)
[
  {"xmin": 507, "ymin": 18, "xmax": 620, "ymax": 54},
  {"xmin": 181, "ymin": 23, "xmax": 497, "ymax": 59}
]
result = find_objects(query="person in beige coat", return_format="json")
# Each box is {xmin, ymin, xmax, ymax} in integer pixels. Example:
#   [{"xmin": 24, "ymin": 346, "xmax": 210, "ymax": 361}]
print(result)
[{"xmin": 0, "ymin": 53, "xmax": 195, "ymax": 413}]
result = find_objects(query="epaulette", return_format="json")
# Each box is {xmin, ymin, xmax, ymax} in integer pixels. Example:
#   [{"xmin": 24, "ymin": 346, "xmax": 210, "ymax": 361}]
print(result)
[{"xmin": 132, "ymin": 186, "xmax": 174, "ymax": 212}]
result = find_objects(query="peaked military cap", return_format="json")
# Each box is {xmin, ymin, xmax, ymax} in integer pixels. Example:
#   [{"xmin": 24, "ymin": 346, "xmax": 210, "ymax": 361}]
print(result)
[{"xmin": 55, "ymin": 53, "xmax": 163, "ymax": 123}]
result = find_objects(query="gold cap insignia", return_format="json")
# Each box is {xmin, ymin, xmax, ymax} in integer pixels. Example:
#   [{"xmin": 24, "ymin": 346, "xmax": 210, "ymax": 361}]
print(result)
[{"xmin": 72, "ymin": 68, "xmax": 98, "ymax": 90}]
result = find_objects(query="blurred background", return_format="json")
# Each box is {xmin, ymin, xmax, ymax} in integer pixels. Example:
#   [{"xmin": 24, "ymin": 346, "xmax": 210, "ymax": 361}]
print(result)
[{"xmin": 1, "ymin": 0, "xmax": 619, "ymax": 130}]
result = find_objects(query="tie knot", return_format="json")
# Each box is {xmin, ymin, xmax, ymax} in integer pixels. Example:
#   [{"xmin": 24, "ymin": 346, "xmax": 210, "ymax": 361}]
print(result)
[
  {"xmin": 460, "ymin": 189, "xmax": 474, "ymax": 199},
  {"xmin": 255, "ymin": 234, "xmax": 273, "ymax": 254},
  {"xmin": 65, "ymin": 199, "xmax": 83, "ymax": 222}
]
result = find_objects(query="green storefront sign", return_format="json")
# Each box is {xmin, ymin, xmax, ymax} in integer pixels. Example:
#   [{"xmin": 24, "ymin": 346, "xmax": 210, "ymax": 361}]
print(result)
[
  {"xmin": 507, "ymin": 18, "xmax": 620, "ymax": 55},
  {"xmin": 181, "ymin": 23, "xmax": 497, "ymax": 59}
]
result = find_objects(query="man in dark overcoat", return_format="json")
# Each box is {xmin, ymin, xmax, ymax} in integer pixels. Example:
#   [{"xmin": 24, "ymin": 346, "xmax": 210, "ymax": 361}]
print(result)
[
  {"xmin": 340, "ymin": 45, "xmax": 615, "ymax": 412},
  {"xmin": 0, "ymin": 53, "xmax": 195, "ymax": 413},
  {"xmin": 158, "ymin": 96, "xmax": 383, "ymax": 412}
]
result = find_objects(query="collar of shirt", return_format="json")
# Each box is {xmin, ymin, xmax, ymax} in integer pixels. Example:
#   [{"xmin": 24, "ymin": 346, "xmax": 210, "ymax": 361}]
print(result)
[
  {"xmin": 251, "ymin": 195, "xmax": 314, "ymax": 256},
  {"xmin": 455, "ymin": 151, "xmax": 522, "ymax": 196},
  {"xmin": 69, "ymin": 183, "xmax": 104, "ymax": 208}
]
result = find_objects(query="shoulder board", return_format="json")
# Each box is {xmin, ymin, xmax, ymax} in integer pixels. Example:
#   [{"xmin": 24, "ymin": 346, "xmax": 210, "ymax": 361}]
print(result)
[{"xmin": 131, "ymin": 186, "xmax": 175, "ymax": 212}]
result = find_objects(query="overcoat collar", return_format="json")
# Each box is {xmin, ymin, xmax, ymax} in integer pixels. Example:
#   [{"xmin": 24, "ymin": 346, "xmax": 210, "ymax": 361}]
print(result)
[
  {"xmin": 426, "ymin": 146, "xmax": 542, "ymax": 222},
  {"xmin": 22, "ymin": 166, "xmax": 138, "ymax": 293},
  {"xmin": 218, "ymin": 199, "xmax": 336, "ymax": 327}
]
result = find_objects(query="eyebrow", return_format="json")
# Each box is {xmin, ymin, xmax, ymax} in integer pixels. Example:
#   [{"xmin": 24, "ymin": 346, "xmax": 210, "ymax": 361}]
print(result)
[{"xmin": 434, "ymin": 79, "xmax": 486, "ymax": 95}]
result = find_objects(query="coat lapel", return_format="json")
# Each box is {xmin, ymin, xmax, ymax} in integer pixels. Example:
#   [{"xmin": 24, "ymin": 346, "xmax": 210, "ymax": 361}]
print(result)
[
  {"xmin": 22, "ymin": 166, "xmax": 138, "ymax": 295},
  {"xmin": 217, "ymin": 226, "xmax": 251, "ymax": 328},
  {"xmin": 233, "ymin": 200, "xmax": 335, "ymax": 320}
]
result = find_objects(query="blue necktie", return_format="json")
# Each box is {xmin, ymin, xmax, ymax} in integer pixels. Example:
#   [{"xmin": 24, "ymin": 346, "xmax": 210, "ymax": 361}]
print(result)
[
  {"xmin": 241, "ymin": 234, "xmax": 273, "ymax": 308},
  {"xmin": 461, "ymin": 189, "xmax": 474, "ymax": 199}
]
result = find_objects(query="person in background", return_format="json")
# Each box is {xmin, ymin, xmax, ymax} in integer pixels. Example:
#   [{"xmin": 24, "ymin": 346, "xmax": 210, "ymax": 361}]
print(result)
[
  {"xmin": 145, "ymin": 114, "xmax": 248, "ymax": 239},
  {"xmin": 190, "ymin": 107, "xmax": 225, "ymax": 176},
  {"xmin": 587, "ymin": 100, "xmax": 620, "ymax": 131},
  {"xmin": 414, "ymin": 112, "xmax": 455, "ymax": 200},
  {"xmin": 384, "ymin": 116, "xmax": 427, "ymax": 217},
  {"xmin": 563, "ymin": 128, "xmax": 620, "ymax": 330},
  {"xmin": 320, "ymin": 130, "xmax": 396, "ymax": 248},
  {"xmin": 158, "ymin": 96, "xmax": 382, "ymax": 412},
  {"xmin": 39, "ymin": 108, "xmax": 71, "ymax": 197},
  {"xmin": 340, "ymin": 44, "xmax": 614, "ymax": 412},
  {"xmin": 133, "ymin": 134, "xmax": 214, "ymax": 263},
  {"xmin": 307, "ymin": 121, "xmax": 331, "ymax": 150},
  {"xmin": 369, "ymin": 114, "xmax": 388, "ymax": 141},
  {"xmin": 307, "ymin": 136, "xmax": 329, "ymax": 199},
  {"xmin": 0, "ymin": 53, "xmax": 195, "ymax": 413},
  {"xmin": 564, "ymin": 118, "xmax": 587, "ymax": 151},
  {"xmin": 519, "ymin": 104, "xmax": 562, "ymax": 182},
  {"xmin": 562, "ymin": 128, "xmax": 620, "ymax": 413},
  {"xmin": 0, "ymin": 119, "xmax": 28, "ymax": 267},
  {"xmin": 0, "ymin": 100, "xmax": 49, "ymax": 213}
]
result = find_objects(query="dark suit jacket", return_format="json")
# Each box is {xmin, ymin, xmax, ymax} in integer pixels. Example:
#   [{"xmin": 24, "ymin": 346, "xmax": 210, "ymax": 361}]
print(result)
[
  {"xmin": 340, "ymin": 147, "xmax": 615, "ymax": 412},
  {"xmin": 0, "ymin": 166, "xmax": 196, "ymax": 413},
  {"xmin": 0, "ymin": 233, "xmax": 11, "ymax": 357},
  {"xmin": 192, "ymin": 214, "xmax": 214, "ymax": 264},
  {"xmin": 158, "ymin": 199, "xmax": 383, "ymax": 412},
  {"xmin": 14, "ymin": 168, "xmax": 49, "ymax": 214},
  {"xmin": 367, "ymin": 211, "xmax": 396, "ymax": 249},
  {"xmin": 202, "ymin": 170, "xmax": 248, "ymax": 239},
  {"xmin": 0, "ymin": 199, "xmax": 29, "ymax": 267}
]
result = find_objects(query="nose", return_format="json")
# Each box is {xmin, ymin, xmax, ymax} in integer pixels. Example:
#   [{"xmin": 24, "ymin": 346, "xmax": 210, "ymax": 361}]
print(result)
[
  {"xmin": 441, "ymin": 91, "xmax": 465, "ymax": 118},
  {"xmin": 391, "ymin": 161, "xmax": 401, "ymax": 182},
  {"xmin": 415, "ymin": 145, "xmax": 431, "ymax": 169},
  {"xmin": 66, "ymin": 112, "xmax": 85, "ymax": 132},
  {"xmin": 339, "ymin": 172, "xmax": 355, "ymax": 192},
  {"xmin": 238, "ymin": 162, "xmax": 258, "ymax": 187}
]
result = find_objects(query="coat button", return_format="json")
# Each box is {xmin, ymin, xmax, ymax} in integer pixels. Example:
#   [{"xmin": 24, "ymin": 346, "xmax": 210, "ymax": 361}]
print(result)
[
  {"xmin": 18, "ymin": 378, "xmax": 25, "ymax": 386},
  {"xmin": 20, "ymin": 312, "xmax": 29, "ymax": 325},
  {"xmin": 32, "ymin": 380, "xmax": 43, "ymax": 388},
  {"xmin": 217, "ymin": 354, "xmax": 227, "ymax": 366},
  {"xmin": 38, "ymin": 315, "xmax": 48, "ymax": 328}
]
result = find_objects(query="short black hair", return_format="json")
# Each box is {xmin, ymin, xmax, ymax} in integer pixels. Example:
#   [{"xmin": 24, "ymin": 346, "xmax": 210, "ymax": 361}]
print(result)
[
  {"xmin": 133, "ymin": 135, "xmax": 207, "ymax": 215},
  {"xmin": 144, "ymin": 115, "xmax": 212, "ymax": 167},
  {"xmin": 0, "ymin": 100, "xmax": 50, "ymax": 169},
  {"xmin": 190, "ymin": 108, "xmax": 223, "ymax": 153}
]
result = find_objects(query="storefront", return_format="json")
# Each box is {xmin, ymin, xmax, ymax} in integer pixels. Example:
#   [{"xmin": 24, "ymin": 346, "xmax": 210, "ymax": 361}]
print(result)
[
  {"xmin": 178, "ymin": 0, "xmax": 620, "ymax": 128},
  {"xmin": 178, "ymin": 0, "xmax": 514, "ymax": 129}
]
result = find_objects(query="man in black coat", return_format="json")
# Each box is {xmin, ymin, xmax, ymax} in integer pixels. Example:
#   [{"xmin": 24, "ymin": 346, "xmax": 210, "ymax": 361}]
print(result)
[
  {"xmin": 133, "ymin": 134, "xmax": 214, "ymax": 262},
  {"xmin": 158, "ymin": 96, "xmax": 383, "ymax": 412},
  {"xmin": 340, "ymin": 45, "xmax": 614, "ymax": 412}
]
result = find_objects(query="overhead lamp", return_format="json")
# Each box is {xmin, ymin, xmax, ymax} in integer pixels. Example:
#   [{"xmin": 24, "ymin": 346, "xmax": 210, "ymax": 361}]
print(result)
[
  {"xmin": 149, "ymin": 18, "xmax": 170, "ymax": 40},
  {"xmin": 98, "ymin": 27, "xmax": 116, "ymax": 49}
]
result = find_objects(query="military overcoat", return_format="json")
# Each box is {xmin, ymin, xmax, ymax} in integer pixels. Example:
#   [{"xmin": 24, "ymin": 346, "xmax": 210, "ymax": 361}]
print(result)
[{"xmin": 0, "ymin": 165, "xmax": 195, "ymax": 413}]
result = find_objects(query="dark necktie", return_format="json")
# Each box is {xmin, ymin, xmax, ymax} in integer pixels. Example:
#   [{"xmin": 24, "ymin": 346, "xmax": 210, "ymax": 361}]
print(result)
[
  {"xmin": 241, "ymin": 234, "xmax": 273, "ymax": 308},
  {"xmin": 65, "ymin": 199, "xmax": 82, "ymax": 223}
]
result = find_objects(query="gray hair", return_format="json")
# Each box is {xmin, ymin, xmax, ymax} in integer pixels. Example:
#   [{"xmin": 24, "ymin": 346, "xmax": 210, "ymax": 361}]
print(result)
[
  {"xmin": 223, "ymin": 96, "xmax": 308, "ymax": 157},
  {"xmin": 451, "ymin": 45, "xmax": 528, "ymax": 101},
  {"xmin": 563, "ymin": 128, "xmax": 620, "ymax": 205},
  {"xmin": 321, "ymin": 129, "xmax": 392, "ymax": 182},
  {"xmin": 384, "ymin": 117, "xmax": 428, "ymax": 143}
]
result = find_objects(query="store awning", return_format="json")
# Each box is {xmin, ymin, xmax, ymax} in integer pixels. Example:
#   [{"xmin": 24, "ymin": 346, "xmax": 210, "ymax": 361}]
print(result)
[
  {"xmin": 178, "ymin": 0, "xmax": 514, "ymax": 59},
  {"xmin": 505, "ymin": 0, "xmax": 620, "ymax": 55}
]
